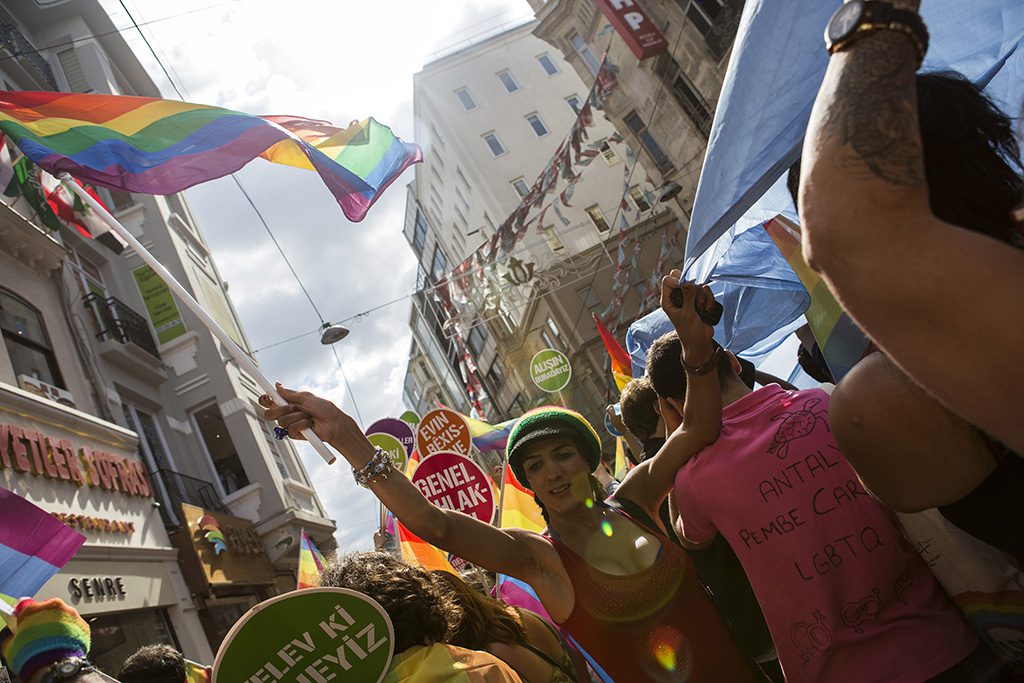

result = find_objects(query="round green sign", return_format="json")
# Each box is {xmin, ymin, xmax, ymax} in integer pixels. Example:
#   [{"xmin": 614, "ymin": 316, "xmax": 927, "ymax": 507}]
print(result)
[
  {"xmin": 530, "ymin": 348, "xmax": 572, "ymax": 393},
  {"xmin": 367, "ymin": 432, "xmax": 408, "ymax": 472},
  {"xmin": 213, "ymin": 587, "xmax": 394, "ymax": 683},
  {"xmin": 399, "ymin": 410, "xmax": 420, "ymax": 428}
]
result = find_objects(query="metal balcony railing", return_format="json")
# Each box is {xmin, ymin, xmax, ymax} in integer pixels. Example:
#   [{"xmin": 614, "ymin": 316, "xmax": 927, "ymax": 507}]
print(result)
[
  {"xmin": 154, "ymin": 467, "xmax": 228, "ymax": 527},
  {"xmin": 83, "ymin": 293, "xmax": 161, "ymax": 359},
  {"xmin": 0, "ymin": 24, "xmax": 59, "ymax": 91}
]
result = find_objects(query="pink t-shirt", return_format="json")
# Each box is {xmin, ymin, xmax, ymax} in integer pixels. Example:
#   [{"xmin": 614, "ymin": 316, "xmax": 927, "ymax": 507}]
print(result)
[{"xmin": 674, "ymin": 386, "xmax": 978, "ymax": 682}]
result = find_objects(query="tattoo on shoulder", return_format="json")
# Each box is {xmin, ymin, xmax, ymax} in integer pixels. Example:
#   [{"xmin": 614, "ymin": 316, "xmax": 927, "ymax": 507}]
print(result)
[{"xmin": 822, "ymin": 34, "xmax": 925, "ymax": 187}]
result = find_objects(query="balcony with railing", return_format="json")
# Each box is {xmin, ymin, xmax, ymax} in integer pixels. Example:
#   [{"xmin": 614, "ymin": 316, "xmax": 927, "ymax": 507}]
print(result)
[
  {"xmin": 83, "ymin": 293, "xmax": 166, "ymax": 383},
  {"xmin": 153, "ymin": 467, "xmax": 228, "ymax": 528},
  {"xmin": 0, "ymin": 23, "xmax": 59, "ymax": 91}
]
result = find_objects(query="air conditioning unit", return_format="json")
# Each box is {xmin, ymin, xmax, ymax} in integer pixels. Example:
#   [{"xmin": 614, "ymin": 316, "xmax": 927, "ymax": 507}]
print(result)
[{"xmin": 17, "ymin": 375, "xmax": 76, "ymax": 409}]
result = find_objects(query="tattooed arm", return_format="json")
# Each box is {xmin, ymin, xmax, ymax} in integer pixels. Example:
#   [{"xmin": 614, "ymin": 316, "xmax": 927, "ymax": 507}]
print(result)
[{"xmin": 800, "ymin": 0, "xmax": 1024, "ymax": 455}]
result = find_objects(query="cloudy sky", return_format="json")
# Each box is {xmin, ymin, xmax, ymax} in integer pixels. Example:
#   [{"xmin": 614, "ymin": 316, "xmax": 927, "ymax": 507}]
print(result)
[{"xmin": 102, "ymin": 0, "xmax": 531, "ymax": 552}]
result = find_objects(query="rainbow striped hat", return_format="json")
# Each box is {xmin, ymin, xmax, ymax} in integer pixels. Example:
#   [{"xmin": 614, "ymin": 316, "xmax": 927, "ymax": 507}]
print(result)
[{"xmin": 506, "ymin": 406, "xmax": 602, "ymax": 488}]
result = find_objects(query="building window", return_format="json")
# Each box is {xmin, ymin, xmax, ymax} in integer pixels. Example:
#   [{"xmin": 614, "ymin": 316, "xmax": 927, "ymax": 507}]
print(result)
[
  {"xmin": 105, "ymin": 189, "xmax": 136, "ymax": 212},
  {"xmin": 511, "ymin": 177, "xmax": 530, "ymax": 198},
  {"xmin": 487, "ymin": 357, "xmax": 507, "ymax": 391},
  {"xmin": 482, "ymin": 131, "xmax": 506, "ymax": 157},
  {"xmin": 455, "ymin": 87, "xmax": 477, "ymax": 111},
  {"xmin": 496, "ymin": 69, "xmax": 520, "ymax": 93},
  {"xmin": 630, "ymin": 186, "xmax": 654, "ymax": 212},
  {"xmin": 541, "ymin": 316, "xmax": 563, "ymax": 350},
  {"xmin": 540, "ymin": 225, "xmax": 565, "ymax": 253},
  {"xmin": 430, "ymin": 244, "xmax": 448, "ymax": 281},
  {"xmin": 679, "ymin": 0, "xmax": 744, "ymax": 59},
  {"xmin": 578, "ymin": 286, "xmax": 601, "ymax": 310},
  {"xmin": 0, "ymin": 288, "xmax": 64, "ymax": 389},
  {"xmin": 624, "ymin": 112, "xmax": 672, "ymax": 172},
  {"xmin": 566, "ymin": 94, "xmax": 582, "ymax": 114},
  {"xmin": 467, "ymin": 322, "xmax": 486, "ymax": 356},
  {"xmin": 586, "ymin": 205, "xmax": 610, "ymax": 233},
  {"xmin": 525, "ymin": 113, "xmax": 549, "ymax": 138},
  {"xmin": 599, "ymin": 140, "xmax": 620, "ymax": 164},
  {"xmin": 192, "ymin": 403, "xmax": 250, "ymax": 495},
  {"xmin": 654, "ymin": 54, "xmax": 714, "ymax": 137},
  {"xmin": 569, "ymin": 32, "xmax": 601, "ymax": 75},
  {"xmin": 537, "ymin": 53, "xmax": 560, "ymax": 76},
  {"xmin": 56, "ymin": 48, "xmax": 91, "ymax": 92}
]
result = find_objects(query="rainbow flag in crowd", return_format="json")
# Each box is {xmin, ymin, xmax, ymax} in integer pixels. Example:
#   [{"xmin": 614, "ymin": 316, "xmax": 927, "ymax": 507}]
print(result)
[
  {"xmin": 0, "ymin": 488, "xmax": 85, "ymax": 604},
  {"xmin": 499, "ymin": 462, "xmax": 546, "ymax": 533},
  {"xmin": 594, "ymin": 313, "xmax": 632, "ymax": 392},
  {"xmin": 296, "ymin": 529, "xmax": 326, "ymax": 589},
  {"xmin": 184, "ymin": 660, "xmax": 211, "ymax": 683},
  {"xmin": 0, "ymin": 91, "xmax": 421, "ymax": 222},
  {"xmin": 462, "ymin": 414, "xmax": 518, "ymax": 453},
  {"xmin": 763, "ymin": 216, "xmax": 870, "ymax": 380},
  {"xmin": 394, "ymin": 450, "xmax": 455, "ymax": 573}
]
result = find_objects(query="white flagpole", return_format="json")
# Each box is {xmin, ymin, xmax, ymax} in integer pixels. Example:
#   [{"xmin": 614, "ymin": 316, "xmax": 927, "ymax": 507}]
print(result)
[{"xmin": 59, "ymin": 174, "xmax": 337, "ymax": 465}]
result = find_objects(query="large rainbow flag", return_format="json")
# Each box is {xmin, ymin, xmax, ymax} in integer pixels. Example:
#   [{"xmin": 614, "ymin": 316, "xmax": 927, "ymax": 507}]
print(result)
[
  {"xmin": 394, "ymin": 450, "xmax": 456, "ymax": 573},
  {"xmin": 763, "ymin": 216, "xmax": 870, "ymax": 380},
  {"xmin": 594, "ymin": 313, "xmax": 632, "ymax": 392},
  {"xmin": 296, "ymin": 529, "xmax": 327, "ymax": 589},
  {"xmin": 0, "ymin": 488, "xmax": 85, "ymax": 604},
  {"xmin": 0, "ymin": 91, "xmax": 421, "ymax": 222}
]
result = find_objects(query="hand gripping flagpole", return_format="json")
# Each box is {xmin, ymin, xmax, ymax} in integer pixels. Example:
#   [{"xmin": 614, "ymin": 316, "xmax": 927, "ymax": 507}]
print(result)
[{"xmin": 59, "ymin": 174, "xmax": 337, "ymax": 465}]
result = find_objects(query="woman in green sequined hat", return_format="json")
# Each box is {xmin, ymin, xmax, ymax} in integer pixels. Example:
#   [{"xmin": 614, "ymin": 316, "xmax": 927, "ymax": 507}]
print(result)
[{"xmin": 261, "ymin": 276, "xmax": 757, "ymax": 682}]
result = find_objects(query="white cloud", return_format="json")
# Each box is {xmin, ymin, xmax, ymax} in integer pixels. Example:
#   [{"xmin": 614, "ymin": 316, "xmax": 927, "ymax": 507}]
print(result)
[{"xmin": 108, "ymin": 0, "xmax": 531, "ymax": 552}]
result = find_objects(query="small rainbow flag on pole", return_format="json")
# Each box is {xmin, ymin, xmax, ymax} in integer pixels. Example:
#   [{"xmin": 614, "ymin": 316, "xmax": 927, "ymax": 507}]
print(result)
[
  {"xmin": 0, "ymin": 488, "xmax": 85, "ymax": 605},
  {"xmin": 462, "ymin": 414, "xmax": 519, "ymax": 453},
  {"xmin": 498, "ymin": 463, "xmax": 546, "ymax": 534},
  {"xmin": 0, "ymin": 91, "xmax": 421, "ymax": 222},
  {"xmin": 297, "ymin": 529, "xmax": 327, "ymax": 590},
  {"xmin": 762, "ymin": 216, "xmax": 870, "ymax": 380},
  {"xmin": 594, "ymin": 313, "xmax": 632, "ymax": 392}
]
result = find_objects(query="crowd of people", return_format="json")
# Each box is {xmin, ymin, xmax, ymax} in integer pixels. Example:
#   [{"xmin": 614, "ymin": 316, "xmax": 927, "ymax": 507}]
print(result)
[{"xmin": 2, "ymin": 0, "xmax": 1021, "ymax": 680}]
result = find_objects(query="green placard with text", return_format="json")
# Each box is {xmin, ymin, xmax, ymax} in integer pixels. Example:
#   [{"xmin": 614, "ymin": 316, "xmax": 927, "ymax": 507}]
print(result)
[
  {"xmin": 132, "ymin": 265, "xmax": 186, "ymax": 344},
  {"xmin": 530, "ymin": 348, "xmax": 572, "ymax": 393}
]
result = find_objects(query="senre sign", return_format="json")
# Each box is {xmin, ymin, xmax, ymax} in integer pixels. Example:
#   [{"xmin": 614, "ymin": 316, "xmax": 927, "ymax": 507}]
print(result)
[
  {"xmin": 416, "ymin": 408, "xmax": 472, "ymax": 457},
  {"xmin": 595, "ymin": 0, "xmax": 669, "ymax": 60},
  {"xmin": 412, "ymin": 451, "xmax": 495, "ymax": 524},
  {"xmin": 214, "ymin": 587, "xmax": 394, "ymax": 683}
]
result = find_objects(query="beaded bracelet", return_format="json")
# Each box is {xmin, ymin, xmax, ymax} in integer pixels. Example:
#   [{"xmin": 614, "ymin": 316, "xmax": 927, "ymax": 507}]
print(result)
[{"xmin": 352, "ymin": 447, "xmax": 393, "ymax": 488}]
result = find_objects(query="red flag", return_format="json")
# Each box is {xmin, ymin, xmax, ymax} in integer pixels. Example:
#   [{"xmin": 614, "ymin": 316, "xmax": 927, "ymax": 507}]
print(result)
[{"xmin": 594, "ymin": 313, "xmax": 632, "ymax": 392}]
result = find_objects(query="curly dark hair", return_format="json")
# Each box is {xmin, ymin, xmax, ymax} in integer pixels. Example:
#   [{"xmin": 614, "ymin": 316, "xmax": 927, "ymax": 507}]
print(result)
[
  {"xmin": 117, "ymin": 644, "xmax": 185, "ymax": 683},
  {"xmin": 789, "ymin": 70, "xmax": 1023, "ymax": 246},
  {"xmin": 619, "ymin": 377, "xmax": 660, "ymax": 441},
  {"xmin": 319, "ymin": 552, "xmax": 462, "ymax": 654}
]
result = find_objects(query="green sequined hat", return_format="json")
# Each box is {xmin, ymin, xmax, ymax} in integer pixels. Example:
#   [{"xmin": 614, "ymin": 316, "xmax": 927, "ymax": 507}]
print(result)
[{"xmin": 506, "ymin": 406, "xmax": 602, "ymax": 489}]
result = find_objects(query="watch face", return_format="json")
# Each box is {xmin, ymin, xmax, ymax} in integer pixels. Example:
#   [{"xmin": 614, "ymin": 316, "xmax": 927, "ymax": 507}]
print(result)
[
  {"xmin": 828, "ymin": 0, "xmax": 866, "ymax": 44},
  {"xmin": 57, "ymin": 661, "xmax": 82, "ymax": 675}
]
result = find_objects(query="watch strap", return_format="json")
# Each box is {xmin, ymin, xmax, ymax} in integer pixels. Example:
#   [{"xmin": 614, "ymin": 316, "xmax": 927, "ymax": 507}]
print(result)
[{"xmin": 831, "ymin": 1, "xmax": 928, "ymax": 65}]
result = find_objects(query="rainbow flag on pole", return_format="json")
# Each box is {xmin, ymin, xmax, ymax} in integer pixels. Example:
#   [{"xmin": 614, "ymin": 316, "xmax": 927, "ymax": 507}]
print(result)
[
  {"xmin": 0, "ymin": 487, "xmax": 85, "ymax": 604},
  {"xmin": 462, "ymin": 414, "xmax": 519, "ymax": 453},
  {"xmin": 0, "ymin": 91, "xmax": 421, "ymax": 222},
  {"xmin": 296, "ymin": 530, "xmax": 326, "ymax": 589},
  {"xmin": 499, "ymin": 463, "xmax": 546, "ymax": 534},
  {"xmin": 762, "ymin": 216, "xmax": 870, "ymax": 380},
  {"xmin": 594, "ymin": 313, "xmax": 632, "ymax": 392}
]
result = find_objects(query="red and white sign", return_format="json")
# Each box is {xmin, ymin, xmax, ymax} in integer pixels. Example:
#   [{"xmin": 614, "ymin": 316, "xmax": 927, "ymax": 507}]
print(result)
[
  {"xmin": 412, "ymin": 451, "xmax": 495, "ymax": 524},
  {"xmin": 595, "ymin": 0, "xmax": 669, "ymax": 60},
  {"xmin": 416, "ymin": 408, "xmax": 472, "ymax": 457}
]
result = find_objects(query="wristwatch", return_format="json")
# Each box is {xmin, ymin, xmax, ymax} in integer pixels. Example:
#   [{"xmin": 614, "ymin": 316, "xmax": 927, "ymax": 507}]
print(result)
[
  {"xmin": 825, "ymin": 1, "xmax": 928, "ymax": 66},
  {"xmin": 41, "ymin": 657, "xmax": 94, "ymax": 683}
]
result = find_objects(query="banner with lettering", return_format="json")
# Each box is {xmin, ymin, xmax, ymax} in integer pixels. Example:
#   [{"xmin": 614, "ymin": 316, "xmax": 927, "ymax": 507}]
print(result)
[
  {"xmin": 411, "ymin": 452, "xmax": 495, "ymax": 525},
  {"xmin": 416, "ymin": 409, "xmax": 472, "ymax": 457},
  {"xmin": 213, "ymin": 587, "xmax": 394, "ymax": 683}
]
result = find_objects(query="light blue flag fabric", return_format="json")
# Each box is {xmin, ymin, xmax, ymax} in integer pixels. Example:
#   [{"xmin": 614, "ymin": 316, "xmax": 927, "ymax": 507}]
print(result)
[{"xmin": 684, "ymin": 0, "xmax": 1024, "ymax": 274}]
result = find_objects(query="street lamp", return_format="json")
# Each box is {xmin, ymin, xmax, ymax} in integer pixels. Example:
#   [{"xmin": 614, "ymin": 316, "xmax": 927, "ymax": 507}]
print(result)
[{"xmin": 319, "ymin": 323, "xmax": 350, "ymax": 345}]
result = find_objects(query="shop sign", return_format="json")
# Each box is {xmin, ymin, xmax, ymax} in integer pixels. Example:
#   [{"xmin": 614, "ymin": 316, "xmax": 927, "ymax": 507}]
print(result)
[
  {"xmin": 530, "ymin": 349, "xmax": 572, "ymax": 393},
  {"xmin": 51, "ymin": 513, "xmax": 135, "ymax": 535},
  {"xmin": 595, "ymin": 0, "xmax": 669, "ymax": 60},
  {"xmin": 180, "ymin": 504, "xmax": 276, "ymax": 587},
  {"xmin": 365, "ymin": 418, "xmax": 415, "ymax": 458},
  {"xmin": 412, "ymin": 451, "xmax": 495, "ymax": 524},
  {"xmin": 0, "ymin": 423, "xmax": 152, "ymax": 498},
  {"xmin": 67, "ymin": 576, "xmax": 127, "ymax": 604},
  {"xmin": 214, "ymin": 587, "xmax": 394, "ymax": 683},
  {"xmin": 416, "ymin": 409, "xmax": 472, "ymax": 457}
]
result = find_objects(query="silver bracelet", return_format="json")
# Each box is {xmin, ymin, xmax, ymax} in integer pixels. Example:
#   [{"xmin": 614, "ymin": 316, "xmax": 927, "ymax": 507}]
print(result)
[{"xmin": 352, "ymin": 447, "xmax": 393, "ymax": 488}]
